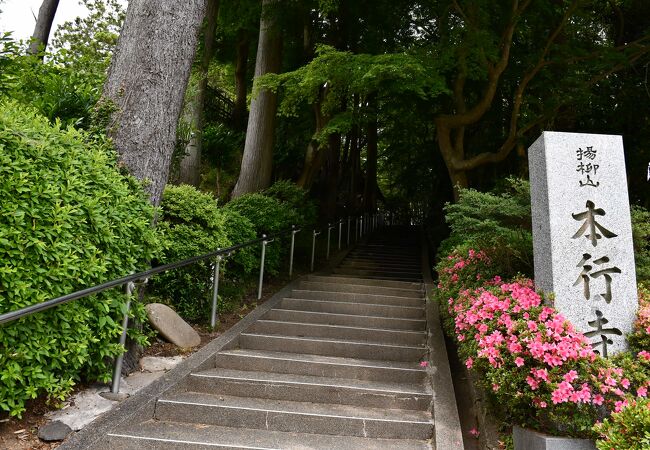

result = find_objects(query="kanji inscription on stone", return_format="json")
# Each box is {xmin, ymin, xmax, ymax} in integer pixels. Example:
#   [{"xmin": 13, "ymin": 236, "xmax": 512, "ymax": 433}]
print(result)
[{"xmin": 528, "ymin": 132, "xmax": 638, "ymax": 356}]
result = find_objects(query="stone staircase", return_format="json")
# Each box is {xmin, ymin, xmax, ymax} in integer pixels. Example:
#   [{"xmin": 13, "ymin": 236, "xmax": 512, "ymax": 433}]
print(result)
[{"xmin": 79, "ymin": 230, "xmax": 438, "ymax": 449}]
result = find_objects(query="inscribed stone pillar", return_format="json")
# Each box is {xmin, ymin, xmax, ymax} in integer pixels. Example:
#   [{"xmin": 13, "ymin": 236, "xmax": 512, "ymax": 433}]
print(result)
[{"xmin": 528, "ymin": 132, "xmax": 638, "ymax": 356}]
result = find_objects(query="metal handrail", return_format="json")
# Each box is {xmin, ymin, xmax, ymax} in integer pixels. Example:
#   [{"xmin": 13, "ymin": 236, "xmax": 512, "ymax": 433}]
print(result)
[
  {"xmin": 0, "ymin": 228, "xmax": 303, "ymax": 326},
  {"xmin": 0, "ymin": 211, "xmax": 383, "ymax": 395}
]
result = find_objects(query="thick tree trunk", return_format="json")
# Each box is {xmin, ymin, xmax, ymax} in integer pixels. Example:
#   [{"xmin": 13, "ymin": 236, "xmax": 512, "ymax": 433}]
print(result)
[
  {"xmin": 348, "ymin": 124, "xmax": 360, "ymax": 211},
  {"xmin": 103, "ymin": 0, "xmax": 206, "ymax": 206},
  {"xmin": 322, "ymin": 133, "xmax": 341, "ymax": 219},
  {"xmin": 28, "ymin": 0, "xmax": 59, "ymax": 57},
  {"xmin": 178, "ymin": 0, "xmax": 220, "ymax": 186},
  {"xmin": 232, "ymin": 30, "xmax": 250, "ymax": 130},
  {"xmin": 363, "ymin": 110, "xmax": 378, "ymax": 211},
  {"xmin": 231, "ymin": 0, "xmax": 282, "ymax": 198}
]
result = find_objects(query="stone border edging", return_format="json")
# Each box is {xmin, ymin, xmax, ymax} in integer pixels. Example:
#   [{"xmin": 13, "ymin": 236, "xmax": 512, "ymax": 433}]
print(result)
[
  {"xmin": 59, "ymin": 246, "xmax": 352, "ymax": 450},
  {"xmin": 421, "ymin": 230, "xmax": 465, "ymax": 450}
]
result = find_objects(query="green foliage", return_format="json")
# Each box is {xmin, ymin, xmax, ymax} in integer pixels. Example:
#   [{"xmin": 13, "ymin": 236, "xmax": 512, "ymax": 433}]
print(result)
[
  {"xmin": 632, "ymin": 206, "xmax": 650, "ymax": 283},
  {"xmin": 256, "ymin": 45, "xmax": 448, "ymax": 141},
  {"xmin": 263, "ymin": 180, "xmax": 317, "ymax": 228},
  {"xmin": 221, "ymin": 209, "xmax": 257, "ymax": 279},
  {"xmin": 224, "ymin": 193, "xmax": 300, "ymax": 274},
  {"xmin": 0, "ymin": 100, "xmax": 159, "ymax": 417},
  {"xmin": 438, "ymin": 178, "xmax": 533, "ymax": 278},
  {"xmin": 153, "ymin": 185, "xmax": 231, "ymax": 321},
  {"xmin": 50, "ymin": 0, "xmax": 125, "ymax": 77},
  {"xmin": 594, "ymin": 397, "xmax": 650, "ymax": 450}
]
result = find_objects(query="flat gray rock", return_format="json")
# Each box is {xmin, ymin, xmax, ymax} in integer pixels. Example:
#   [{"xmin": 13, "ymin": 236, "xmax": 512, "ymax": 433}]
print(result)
[
  {"xmin": 145, "ymin": 303, "xmax": 201, "ymax": 348},
  {"xmin": 38, "ymin": 420, "xmax": 72, "ymax": 441}
]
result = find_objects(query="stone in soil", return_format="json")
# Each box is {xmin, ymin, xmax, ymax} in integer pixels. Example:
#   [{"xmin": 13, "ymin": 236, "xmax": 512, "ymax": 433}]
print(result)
[
  {"xmin": 145, "ymin": 303, "xmax": 201, "ymax": 348},
  {"xmin": 38, "ymin": 420, "xmax": 72, "ymax": 441},
  {"xmin": 140, "ymin": 356, "xmax": 184, "ymax": 372}
]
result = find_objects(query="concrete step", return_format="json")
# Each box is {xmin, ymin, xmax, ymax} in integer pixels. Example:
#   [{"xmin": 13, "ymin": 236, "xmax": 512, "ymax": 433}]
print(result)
[
  {"xmin": 279, "ymin": 298, "xmax": 425, "ymax": 319},
  {"xmin": 340, "ymin": 261, "xmax": 422, "ymax": 271},
  {"xmin": 155, "ymin": 392, "xmax": 434, "ymax": 440},
  {"xmin": 289, "ymin": 289, "xmax": 424, "ymax": 307},
  {"xmin": 307, "ymin": 275, "xmax": 423, "ymax": 291},
  {"xmin": 214, "ymin": 349, "xmax": 427, "ymax": 383},
  {"xmin": 239, "ymin": 333, "xmax": 426, "ymax": 362},
  {"xmin": 299, "ymin": 281, "xmax": 422, "ymax": 298},
  {"xmin": 345, "ymin": 256, "xmax": 421, "ymax": 265},
  {"xmin": 246, "ymin": 320, "xmax": 426, "ymax": 346},
  {"xmin": 186, "ymin": 368, "xmax": 432, "ymax": 410},
  {"xmin": 333, "ymin": 268, "xmax": 422, "ymax": 278},
  {"xmin": 109, "ymin": 420, "xmax": 432, "ymax": 449},
  {"xmin": 264, "ymin": 308, "xmax": 426, "ymax": 331}
]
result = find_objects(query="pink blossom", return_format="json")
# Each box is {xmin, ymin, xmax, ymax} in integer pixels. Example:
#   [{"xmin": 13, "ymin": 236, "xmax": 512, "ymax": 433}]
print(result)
[
  {"xmin": 465, "ymin": 358, "xmax": 473, "ymax": 369},
  {"xmin": 637, "ymin": 386, "xmax": 647, "ymax": 397},
  {"xmin": 639, "ymin": 350, "xmax": 650, "ymax": 361},
  {"xmin": 469, "ymin": 427, "xmax": 480, "ymax": 438},
  {"xmin": 420, "ymin": 361, "xmax": 429, "ymax": 368},
  {"xmin": 592, "ymin": 394, "xmax": 604, "ymax": 405},
  {"xmin": 515, "ymin": 357, "xmax": 525, "ymax": 367}
]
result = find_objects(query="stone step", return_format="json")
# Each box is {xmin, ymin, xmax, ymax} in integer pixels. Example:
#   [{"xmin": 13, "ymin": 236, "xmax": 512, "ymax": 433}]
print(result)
[
  {"xmin": 155, "ymin": 392, "xmax": 434, "ymax": 440},
  {"xmin": 186, "ymin": 368, "xmax": 431, "ymax": 410},
  {"xmin": 307, "ymin": 275, "xmax": 423, "ymax": 290},
  {"xmin": 299, "ymin": 281, "xmax": 422, "ymax": 298},
  {"xmin": 214, "ymin": 349, "xmax": 427, "ymax": 383},
  {"xmin": 108, "ymin": 421, "xmax": 432, "ymax": 449},
  {"xmin": 345, "ymin": 255, "xmax": 421, "ymax": 265},
  {"xmin": 289, "ymin": 289, "xmax": 424, "ymax": 307},
  {"xmin": 279, "ymin": 298, "xmax": 425, "ymax": 319},
  {"xmin": 264, "ymin": 308, "xmax": 426, "ymax": 331},
  {"xmin": 246, "ymin": 320, "xmax": 426, "ymax": 346},
  {"xmin": 239, "ymin": 333, "xmax": 426, "ymax": 362},
  {"xmin": 333, "ymin": 268, "xmax": 422, "ymax": 278},
  {"xmin": 340, "ymin": 261, "xmax": 422, "ymax": 271}
]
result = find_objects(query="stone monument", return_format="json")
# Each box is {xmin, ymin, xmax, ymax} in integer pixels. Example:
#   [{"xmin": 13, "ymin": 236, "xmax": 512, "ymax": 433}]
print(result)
[{"xmin": 528, "ymin": 131, "xmax": 638, "ymax": 356}]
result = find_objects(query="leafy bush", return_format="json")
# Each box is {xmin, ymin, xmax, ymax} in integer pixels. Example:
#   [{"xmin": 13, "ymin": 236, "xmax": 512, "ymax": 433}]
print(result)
[
  {"xmin": 628, "ymin": 284, "xmax": 650, "ymax": 354},
  {"xmin": 263, "ymin": 180, "xmax": 317, "ymax": 228},
  {"xmin": 632, "ymin": 206, "xmax": 650, "ymax": 283},
  {"xmin": 224, "ymin": 193, "xmax": 300, "ymax": 275},
  {"xmin": 0, "ymin": 100, "xmax": 159, "ymax": 417},
  {"xmin": 594, "ymin": 397, "xmax": 650, "ymax": 450},
  {"xmin": 438, "ymin": 178, "xmax": 533, "ymax": 278},
  {"xmin": 153, "ymin": 185, "xmax": 231, "ymax": 321},
  {"xmin": 435, "ymin": 249, "xmax": 633, "ymax": 438},
  {"xmin": 221, "ymin": 209, "xmax": 257, "ymax": 279}
]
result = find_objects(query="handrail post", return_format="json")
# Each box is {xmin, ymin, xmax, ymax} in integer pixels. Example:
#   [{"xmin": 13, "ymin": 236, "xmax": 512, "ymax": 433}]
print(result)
[
  {"xmin": 359, "ymin": 215, "xmax": 363, "ymax": 239},
  {"xmin": 326, "ymin": 223, "xmax": 334, "ymax": 259},
  {"xmin": 210, "ymin": 252, "xmax": 222, "ymax": 329},
  {"xmin": 311, "ymin": 230, "xmax": 320, "ymax": 272},
  {"xmin": 347, "ymin": 217, "xmax": 351, "ymax": 246},
  {"xmin": 338, "ymin": 220, "xmax": 342, "ymax": 249},
  {"xmin": 258, "ymin": 236, "xmax": 269, "ymax": 300},
  {"xmin": 110, "ymin": 280, "xmax": 136, "ymax": 395},
  {"xmin": 289, "ymin": 226, "xmax": 300, "ymax": 278}
]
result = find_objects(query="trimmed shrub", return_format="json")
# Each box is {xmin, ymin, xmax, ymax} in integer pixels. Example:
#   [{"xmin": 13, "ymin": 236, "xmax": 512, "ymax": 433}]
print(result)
[
  {"xmin": 152, "ymin": 185, "xmax": 231, "ymax": 321},
  {"xmin": 263, "ymin": 180, "xmax": 317, "ymax": 228},
  {"xmin": 224, "ymin": 193, "xmax": 300, "ymax": 275},
  {"xmin": 438, "ymin": 178, "xmax": 533, "ymax": 278},
  {"xmin": 632, "ymin": 206, "xmax": 650, "ymax": 284},
  {"xmin": 0, "ymin": 100, "xmax": 159, "ymax": 417},
  {"xmin": 594, "ymin": 397, "xmax": 650, "ymax": 450}
]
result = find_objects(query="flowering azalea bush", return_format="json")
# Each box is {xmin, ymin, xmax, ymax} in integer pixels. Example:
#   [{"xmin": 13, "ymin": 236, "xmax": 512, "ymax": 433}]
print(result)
[{"xmin": 435, "ymin": 248, "xmax": 650, "ymax": 439}]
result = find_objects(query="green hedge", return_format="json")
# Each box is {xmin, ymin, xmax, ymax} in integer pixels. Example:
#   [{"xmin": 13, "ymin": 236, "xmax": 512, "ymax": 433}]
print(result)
[{"xmin": 0, "ymin": 100, "xmax": 159, "ymax": 417}]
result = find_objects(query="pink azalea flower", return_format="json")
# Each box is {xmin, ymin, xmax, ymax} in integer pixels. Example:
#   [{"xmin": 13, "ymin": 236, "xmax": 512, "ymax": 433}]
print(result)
[
  {"xmin": 515, "ymin": 357, "xmax": 525, "ymax": 367},
  {"xmin": 420, "ymin": 361, "xmax": 429, "ymax": 368},
  {"xmin": 469, "ymin": 427, "xmax": 480, "ymax": 438},
  {"xmin": 465, "ymin": 358, "xmax": 474, "ymax": 369}
]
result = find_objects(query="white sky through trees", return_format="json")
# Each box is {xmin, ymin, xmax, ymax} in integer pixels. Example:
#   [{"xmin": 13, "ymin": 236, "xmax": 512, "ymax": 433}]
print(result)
[{"xmin": 0, "ymin": 0, "xmax": 127, "ymax": 42}]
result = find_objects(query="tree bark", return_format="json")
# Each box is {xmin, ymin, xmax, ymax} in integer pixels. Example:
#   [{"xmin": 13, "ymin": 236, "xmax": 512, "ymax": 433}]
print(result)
[
  {"xmin": 232, "ymin": 29, "xmax": 250, "ymax": 130},
  {"xmin": 177, "ymin": 0, "xmax": 220, "ymax": 186},
  {"xmin": 28, "ymin": 0, "xmax": 60, "ymax": 57},
  {"xmin": 363, "ymin": 109, "xmax": 378, "ymax": 211},
  {"xmin": 103, "ymin": 0, "xmax": 207, "ymax": 206},
  {"xmin": 231, "ymin": 0, "xmax": 282, "ymax": 198}
]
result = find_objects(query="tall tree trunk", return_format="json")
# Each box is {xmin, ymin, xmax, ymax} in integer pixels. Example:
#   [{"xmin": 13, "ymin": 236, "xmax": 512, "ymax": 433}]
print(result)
[
  {"xmin": 103, "ymin": 0, "xmax": 206, "ymax": 206},
  {"xmin": 232, "ymin": 29, "xmax": 250, "ymax": 130},
  {"xmin": 28, "ymin": 0, "xmax": 59, "ymax": 57},
  {"xmin": 231, "ymin": 0, "xmax": 282, "ymax": 198},
  {"xmin": 363, "ymin": 107, "xmax": 378, "ymax": 211},
  {"xmin": 323, "ymin": 133, "xmax": 341, "ymax": 219},
  {"xmin": 177, "ymin": 0, "xmax": 220, "ymax": 186},
  {"xmin": 347, "ymin": 123, "xmax": 360, "ymax": 211}
]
